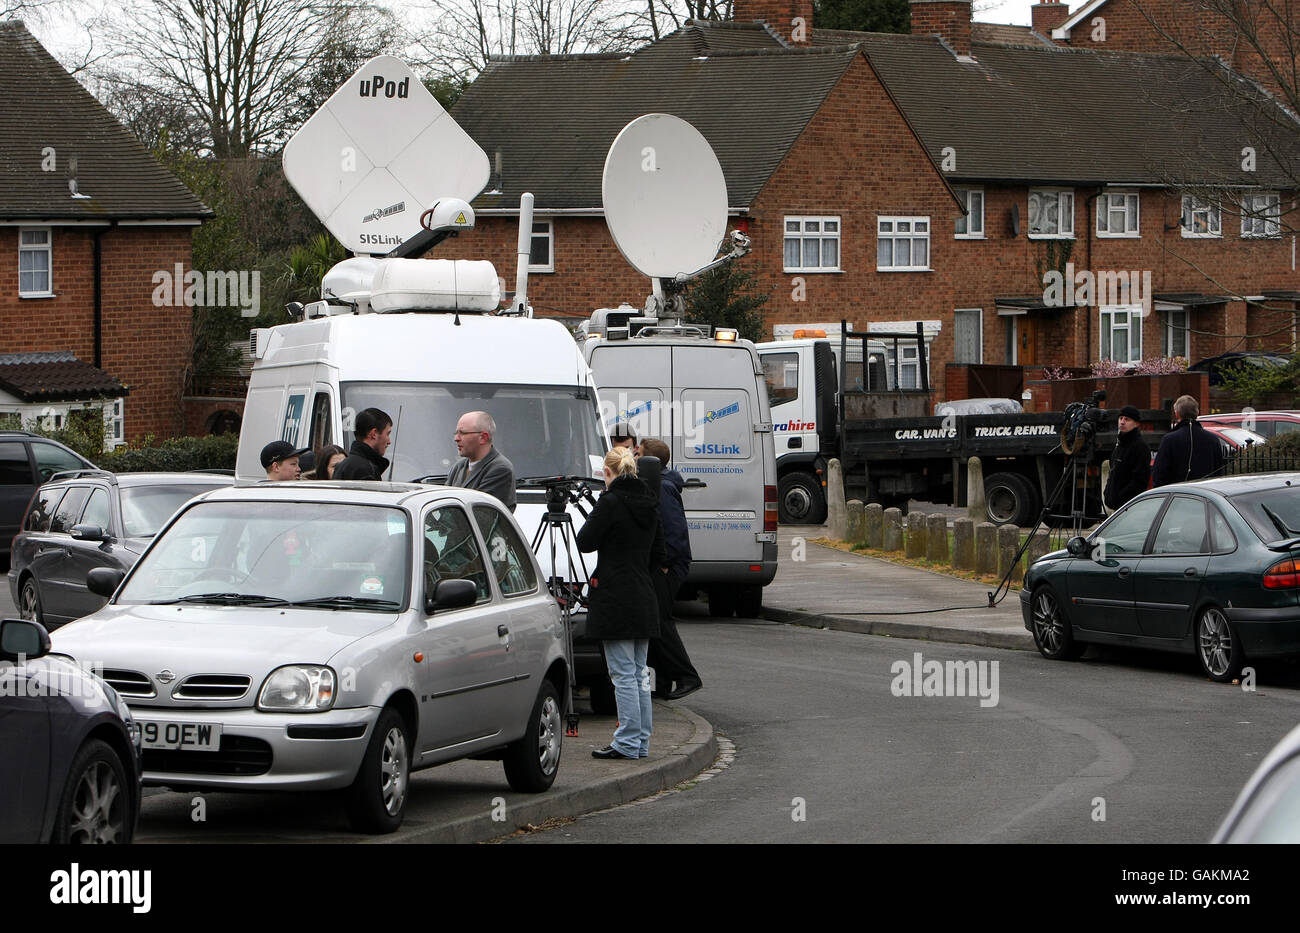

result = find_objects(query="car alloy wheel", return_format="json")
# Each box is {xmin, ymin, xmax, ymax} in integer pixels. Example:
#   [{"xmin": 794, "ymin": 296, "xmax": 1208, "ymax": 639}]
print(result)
[
  {"xmin": 1031, "ymin": 586, "xmax": 1083, "ymax": 661},
  {"xmin": 1197, "ymin": 606, "xmax": 1243, "ymax": 683},
  {"xmin": 19, "ymin": 577, "xmax": 43, "ymax": 626},
  {"xmin": 54, "ymin": 740, "xmax": 132, "ymax": 844},
  {"xmin": 379, "ymin": 724, "xmax": 409, "ymax": 817}
]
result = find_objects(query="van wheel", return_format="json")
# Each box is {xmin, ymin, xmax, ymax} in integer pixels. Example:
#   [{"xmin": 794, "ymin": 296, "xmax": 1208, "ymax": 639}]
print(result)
[
  {"xmin": 778, "ymin": 472, "xmax": 826, "ymax": 525},
  {"xmin": 707, "ymin": 585, "xmax": 738, "ymax": 618},
  {"xmin": 503, "ymin": 680, "xmax": 562, "ymax": 793},
  {"xmin": 985, "ymin": 472, "xmax": 1040, "ymax": 527},
  {"xmin": 736, "ymin": 585, "xmax": 762, "ymax": 618},
  {"xmin": 345, "ymin": 707, "xmax": 410, "ymax": 834}
]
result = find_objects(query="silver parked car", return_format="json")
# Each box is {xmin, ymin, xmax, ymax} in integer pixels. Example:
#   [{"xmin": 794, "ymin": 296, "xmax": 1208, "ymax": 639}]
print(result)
[{"xmin": 51, "ymin": 482, "xmax": 569, "ymax": 834}]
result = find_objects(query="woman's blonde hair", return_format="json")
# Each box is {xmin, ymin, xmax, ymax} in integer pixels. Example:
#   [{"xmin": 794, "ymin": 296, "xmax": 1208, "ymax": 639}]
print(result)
[{"xmin": 604, "ymin": 446, "xmax": 638, "ymax": 477}]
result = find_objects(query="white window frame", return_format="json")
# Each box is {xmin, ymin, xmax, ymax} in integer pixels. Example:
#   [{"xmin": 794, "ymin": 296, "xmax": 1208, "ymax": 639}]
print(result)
[
  {"xmin": 1027, "ymin": 189, "xmax": 1074, "ymax": 239},
  {"xmin": 885, "ymin": 341, "xmax": 930, "ymax": 389},
  {"xmin": 1004, "ymin": 315, "xmax": 1018, "ymax": 365},
  {"xmin": 1097, "ymin": 190, "xmax": 1141, "ymax": 238},
  {"xmin": 527, "ymin": 220, "xmax": 554, "ymax": 273},
  {"xmin": 1241, "ymin": 192, "xmax": 1281, "ymax": 238},
  {"xmin": 19, "ymin": 226, "xmax": 53, "ymax": 297},
  {"xmin": 876, "ymin": 216, "xmax": 931, "ymax": 271},
  {"xmin": 953, "ymin": 308, "xmax": 983, "ymax": 364},
  {"xmin": 783, "ymin": 216, "xmax": 841, "ymax": 273},
  {"xmin": 954, "ymin": 188, "xmax": 984, "ymax": 239},
  {"xmin": 107, "ymin": 399, "xmax": 125, "ymax": 448},
  {"xmin": 1180, "ymin": 196, "xmax": 1221, "ymax": 238},
  {"xmin": 1100, "ymin": 305, "xmax": 1143, "ymax": 364},
  {"xmin": 1162, "ymin": 309, "xmax": 1190, "ymax": 358}
]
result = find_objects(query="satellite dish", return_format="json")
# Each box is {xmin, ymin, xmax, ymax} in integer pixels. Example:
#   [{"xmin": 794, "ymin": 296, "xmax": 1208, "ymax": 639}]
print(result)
[
  {"xmin": 1010, "ymin": 202, "xmax": 1022, "ymax": 237},
  {"xmin": 602, "ymin": 114, "xmax": 728, "ymax": 280},
  {"xmin": 283, "ymin": 56, "xmax": 490, "ymax": 254}
]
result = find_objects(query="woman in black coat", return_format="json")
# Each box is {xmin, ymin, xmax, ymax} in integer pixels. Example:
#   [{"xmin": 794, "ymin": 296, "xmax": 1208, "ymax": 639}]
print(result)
[{"xmin": 577, "ymin": 447, "xmax": 662, "ymax": 760}]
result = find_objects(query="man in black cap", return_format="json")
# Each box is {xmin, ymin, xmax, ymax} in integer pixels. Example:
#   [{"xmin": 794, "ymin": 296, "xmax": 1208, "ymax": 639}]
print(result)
[
  {"xmin": 261, "ymin": 440, "xmax": 310, "ymax": 482},
  {"xmin": 1103, "ymin": 405, "xmax": 1150, "ymax": 510}
]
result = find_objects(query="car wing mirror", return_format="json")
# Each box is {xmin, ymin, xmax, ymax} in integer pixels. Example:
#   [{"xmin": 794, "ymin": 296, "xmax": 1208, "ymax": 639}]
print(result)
[
  {"xmin": 425, "ymin": 578, "xmax": 478, "ymax": 614},
  {"xmin": 86, "ymin": 567, "xmax": 126, "ymax": 598},
  {"xmin": 71, "ymin": 523, "xmax": 109, "ymax": 542},
  {"xmin": 0, "ymin": 618, "xmax": 51, "ymax": 661},
  {"xmin": 1066, "ymin": 536, "xmax": 1089, "ymax": 558}
]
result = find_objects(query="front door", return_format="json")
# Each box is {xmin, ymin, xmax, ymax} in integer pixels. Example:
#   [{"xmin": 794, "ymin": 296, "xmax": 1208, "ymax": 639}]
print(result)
[{"xmin": 1019, "ymin": 315, "xmax": 1039, "ymax": 366}]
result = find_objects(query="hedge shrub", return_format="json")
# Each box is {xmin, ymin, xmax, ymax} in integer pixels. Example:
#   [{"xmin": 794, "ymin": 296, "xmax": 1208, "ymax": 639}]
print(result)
[{"xmin": 97, "ymin": 434, "xmax": 239, "ymax": 473}]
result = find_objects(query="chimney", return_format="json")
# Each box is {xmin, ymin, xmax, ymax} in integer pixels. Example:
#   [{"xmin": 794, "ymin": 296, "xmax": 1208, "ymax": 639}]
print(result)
[
  {"xmin": 910, "ymin": 0, "xmax": 972, "ymax": 57},
  {"xmin": 1031, "ymin": 0, "xmax": 1070, "ymax": 38},
  {"xmin": 734, "ymin": 0, "xmax": 815, "ymax": 45}
]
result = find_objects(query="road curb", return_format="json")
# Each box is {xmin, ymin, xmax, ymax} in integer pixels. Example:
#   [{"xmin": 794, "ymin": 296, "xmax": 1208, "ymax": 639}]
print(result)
[
  {"xmin": 762, "ymin": 606, "xmax": 1036, "ymax": 651},
  {"xmin": 376, "ymin": 704, "xmax": 718, "ymax": 844}
]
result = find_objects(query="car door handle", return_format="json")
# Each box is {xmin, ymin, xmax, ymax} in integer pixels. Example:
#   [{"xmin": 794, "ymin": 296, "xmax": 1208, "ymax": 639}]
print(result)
[
  {"xmin": 1184, "ymin": 568, "xmax": 1198, "ymax": 577},
  {"xmin": 1117, "ymin": 567, "xmax": 1131, "ymax": 578},
  {"xmin": 497, "ymin": 625, "xmax": 509, "ymax": 638},
  {"xmin": 789, "ymin": 437, "xmax": 803, "ymax": 448}
]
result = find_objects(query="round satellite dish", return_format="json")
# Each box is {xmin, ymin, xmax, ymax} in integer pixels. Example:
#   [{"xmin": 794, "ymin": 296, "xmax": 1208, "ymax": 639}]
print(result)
[{"xmin": 602, "ymin": 114, "xmax": 728, "ymax": 280}]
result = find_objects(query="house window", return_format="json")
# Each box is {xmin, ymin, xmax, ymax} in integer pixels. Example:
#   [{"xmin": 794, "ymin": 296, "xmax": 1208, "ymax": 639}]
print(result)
[
  {"xmin": 1181, "ymin": 197, "xmax": 1221, "ymax": 237},
  {"xmin": 877, "ymin": 217, "xmax": 930, "ymax": 271},
  {"xmin": 953, "ymin": 308, "xmax": 983, "ymax": 363},
  {"xmin": 783, "ymin": 216, "xmax": 840, "ymax": 272},
  {"xmin": 954, "ymin": 188, "xmax": 984, "ymax": 238},
  {"xmin": 1028, "ymin": 189, "xmax": 1073, "ymax": 238},
  {"xmin": 1100, "ymin": 306, "xmax": 1142, "ymax": 364},
  {"xmin": 885, "ymin": 342, "xmax": 929, "ymax": 388},
  {"xmin": 19, "ymin": 227, "xmax": 52, "ymax": 296},
  {"xmin": 1097, "ymin": 191, "xmax": 1140, "ymax": 237},
  {"xmin": 1241, "ymin": 193, "xmax": 1281, "ymax": 238},
  {"xmin": 528, "ymin": 221, "xmax": 553, "ymax": 272},
  {"xmin": 108, "ymin": 399, "xmax": 124, "ymax": 446},
  {"xmin": 1163, "ymin": 310, "xmax": 1189, "ymax": 358}
]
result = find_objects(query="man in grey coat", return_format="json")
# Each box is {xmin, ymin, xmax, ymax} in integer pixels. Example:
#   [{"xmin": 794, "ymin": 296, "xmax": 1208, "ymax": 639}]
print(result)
[{"xmin": 447, "ymin": 410, "xmax": 517, "ymax": 511}]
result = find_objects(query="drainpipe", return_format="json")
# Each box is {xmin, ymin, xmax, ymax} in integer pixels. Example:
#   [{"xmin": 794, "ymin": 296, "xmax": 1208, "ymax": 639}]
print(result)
[
  {"xmin": 91, "ymin": 222, "xmax": 114, "ymax": 367},
  {"xmin": 1083, "ymin": 188, "xmax": 1101, "ymax": 365}
]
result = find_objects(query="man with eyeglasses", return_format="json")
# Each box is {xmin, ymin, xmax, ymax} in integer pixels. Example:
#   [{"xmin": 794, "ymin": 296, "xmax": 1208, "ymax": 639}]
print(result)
[{"xmin": 447, "ymin": 410, "xmax": 517, "ymax": 511}]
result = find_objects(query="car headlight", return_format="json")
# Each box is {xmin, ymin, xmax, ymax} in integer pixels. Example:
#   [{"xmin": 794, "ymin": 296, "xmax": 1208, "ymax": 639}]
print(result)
[{"xmin": 258, "ymin": 665, "xmax": 337, "ymax": 712}]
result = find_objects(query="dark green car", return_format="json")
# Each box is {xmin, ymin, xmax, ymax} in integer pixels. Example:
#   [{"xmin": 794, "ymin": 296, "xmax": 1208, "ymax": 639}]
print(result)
[{"xmin": 1022, "ymin": 472, "xmax": 1300, "ymax": 682}]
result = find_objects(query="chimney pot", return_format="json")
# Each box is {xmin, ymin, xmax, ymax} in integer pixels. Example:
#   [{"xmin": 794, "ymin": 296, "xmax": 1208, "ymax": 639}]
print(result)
[{"xmin": 1031, "ymin": 0, "xmax": 1071, "ymax": 38}]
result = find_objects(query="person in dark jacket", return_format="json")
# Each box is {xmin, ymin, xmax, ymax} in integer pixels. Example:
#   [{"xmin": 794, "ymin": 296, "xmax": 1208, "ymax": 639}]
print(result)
[
  {"xmin": 1152, "ymin": 395, "xmax": 1224, "ymax": 487},
  {"xmin": 446, "ymin": 410, "xmax": 517, "ymax": 511},
  {"xmin": 1103, "ymin": 405, "xmax": 1150, "ymax": 510},
  {"xmin": 577, "ymin": 447, "xmax": 662, "ymax": 760},
  {"xmin": 334, "ymin": 408, "xmax": 392, "ymax": 481},
  {"xmin": 640, "ymin": 438, "xmax": 702, "ymax": 700}
]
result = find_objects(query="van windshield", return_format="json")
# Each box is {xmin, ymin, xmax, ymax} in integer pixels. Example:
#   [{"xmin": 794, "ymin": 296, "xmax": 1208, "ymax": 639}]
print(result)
[{"xmin": 341, "ymin": 382, "xmax": 606, "ymax": 483}]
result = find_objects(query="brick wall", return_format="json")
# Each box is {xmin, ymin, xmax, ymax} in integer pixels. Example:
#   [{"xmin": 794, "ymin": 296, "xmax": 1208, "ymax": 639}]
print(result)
[
  {"xmin": 733, "ymin": 0, "xmax": 815, "ymax": 43},
  {"xmin": 0, "ymin": 225, "xmax": 195, "ymax": 443}
]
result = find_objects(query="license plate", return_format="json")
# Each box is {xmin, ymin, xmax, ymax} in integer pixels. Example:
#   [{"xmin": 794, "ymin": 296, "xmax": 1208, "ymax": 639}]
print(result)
[{"xmin": 140, "ymin": 720, "xmax": 222, "ymax": 751}]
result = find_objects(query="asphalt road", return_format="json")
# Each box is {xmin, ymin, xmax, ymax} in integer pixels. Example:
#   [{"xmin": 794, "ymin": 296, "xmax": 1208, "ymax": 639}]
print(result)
[{"xmin": 509, "ymin": 615, "xmax": 1300, "ymax": 844}]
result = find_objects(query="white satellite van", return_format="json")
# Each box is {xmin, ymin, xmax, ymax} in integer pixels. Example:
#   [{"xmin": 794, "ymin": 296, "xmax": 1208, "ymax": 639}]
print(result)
[
  {"xmin": 581, "ymin": 310, "xmax": 778, "ymax": 618},
  {"xmin": 236, "ymin": 258, "xmax": 607, "ymax": 508}
]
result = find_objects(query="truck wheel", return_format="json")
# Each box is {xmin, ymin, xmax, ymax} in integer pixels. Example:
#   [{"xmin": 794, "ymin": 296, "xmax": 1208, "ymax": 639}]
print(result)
[
  {"xmin": 736, "ymin": 585, "xmax": 762, "ymax": 618},
  {"xmin": 778, "ymin": 472, "xmax": 827, "ymax": 525},
  {"xmin": 985, "ymin": 472, "xmax": 1040, "ymax": 527},
  {"xmin": 707, "ymin": 585, "xmax": 738, "ymax": 618}
]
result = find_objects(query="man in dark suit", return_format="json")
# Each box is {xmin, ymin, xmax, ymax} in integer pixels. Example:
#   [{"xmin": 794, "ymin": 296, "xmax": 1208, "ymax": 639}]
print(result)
[
  {"xmin": 1103, "ymin": 405, "xmax": 1150, "ymax": 510},
  {"xmin": 1152, "ymin": 395, "xmax": 1225, "ymax": 487},
  {"xmin": 447, "ymin": 410, "xmax": 517, "ymax": 511}
]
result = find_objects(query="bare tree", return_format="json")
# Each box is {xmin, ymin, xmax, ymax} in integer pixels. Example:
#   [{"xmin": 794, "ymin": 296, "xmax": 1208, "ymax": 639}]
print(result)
[{"xmin": 105, "ymin": 0, "xmax": 378, "ymax": 157}]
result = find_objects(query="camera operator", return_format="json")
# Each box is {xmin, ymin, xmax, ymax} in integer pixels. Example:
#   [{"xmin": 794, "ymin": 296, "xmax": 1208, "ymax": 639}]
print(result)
[
  {"xmin": 1103, "ymin": 405, "xmax": 1150, "ymax": 510},
  {"xmin": 1152, "ymin": 395, "xmax": 1224, "ymax": 487}
]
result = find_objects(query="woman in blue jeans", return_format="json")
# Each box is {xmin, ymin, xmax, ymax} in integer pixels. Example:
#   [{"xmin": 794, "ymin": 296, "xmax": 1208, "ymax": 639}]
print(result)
[{"xmin": 577, "ymin": 446, "xmax": 663, "ymax": 759}]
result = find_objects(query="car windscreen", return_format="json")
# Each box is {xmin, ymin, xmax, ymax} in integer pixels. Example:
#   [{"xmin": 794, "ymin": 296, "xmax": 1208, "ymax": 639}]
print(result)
[
  {"xmin": 120, "ymin": 484, "xmax": 230, "ymax": 538},
  {"xmin": 117, "ymin": 500, "xmax": 410, "ymax": 609},
  {"xmin": 1231, "ymin": 487, "xmax": 1300, "ymax": 544},
  {"xmin": 341, "ymin": 381, "xmax": 606, "ymax": 482}
]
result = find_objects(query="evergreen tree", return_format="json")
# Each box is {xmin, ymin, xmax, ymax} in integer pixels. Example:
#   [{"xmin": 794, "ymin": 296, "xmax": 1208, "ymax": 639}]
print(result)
[
  {"xmin": 814, "ymin": 0, "xmax": 910, "ymax": 33},
  {"xmin": 680, "ymin": 255, "xmax": 770, "ymax": 343}
]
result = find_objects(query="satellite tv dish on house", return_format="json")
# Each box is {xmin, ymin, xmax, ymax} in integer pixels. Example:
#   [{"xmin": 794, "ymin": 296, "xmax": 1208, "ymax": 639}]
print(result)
[
  {"xmin": 602, "ymin": 113, "xmax": 729, "ymax": 282},
  {"xmin": 283, "ymin": 56, "xmax": 490, "ymax": 255},
  {"xmin": 1010, "ymin": 202, "xmax": 1022, "ymax": 237}
]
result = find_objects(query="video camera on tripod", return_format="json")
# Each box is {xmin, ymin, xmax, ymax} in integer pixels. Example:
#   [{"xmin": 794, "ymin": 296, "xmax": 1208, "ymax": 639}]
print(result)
[
  {"xmin": 519, "ymin": 475, "xmax": 603, "ymax": 609},
  {"xmin": 1060, "ymin": 389, "xmax": 1111, "ymax": 456}
]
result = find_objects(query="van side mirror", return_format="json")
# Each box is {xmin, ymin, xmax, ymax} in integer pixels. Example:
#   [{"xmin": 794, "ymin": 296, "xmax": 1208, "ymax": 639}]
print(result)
[
  {"xmin": 1066, "ymin": 536, "xmax": 1089, "ymax": 558},
  {"xmin": 0, "ymin": 618, "xmax": 51, "ymax": 661},
  {"xmin": 87, "ymin": 567, "xmax": 126, "ymax": 598},
  {"xmin": 425, "ymin": 578, "xmax": 478, "ymax": 614}
]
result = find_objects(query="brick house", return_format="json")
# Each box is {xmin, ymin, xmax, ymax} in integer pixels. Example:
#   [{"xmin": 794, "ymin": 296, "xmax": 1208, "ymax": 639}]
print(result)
[
  {"xmin": 0, "ymin": 21, "xmax": 211, "ymax": 445},
  {"xmin": 445, "ymin": 0, "xmax": 1299, "ymax": 402}
]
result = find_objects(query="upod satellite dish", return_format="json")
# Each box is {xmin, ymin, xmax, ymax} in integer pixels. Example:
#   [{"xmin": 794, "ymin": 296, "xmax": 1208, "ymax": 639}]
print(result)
[
  {"xmin": 283, "ymin": 56, "xmax": 490, "ymax": 254},
  {"xmin": 602, "ymin": 114, "xmax": 728, "ymax": 281}
]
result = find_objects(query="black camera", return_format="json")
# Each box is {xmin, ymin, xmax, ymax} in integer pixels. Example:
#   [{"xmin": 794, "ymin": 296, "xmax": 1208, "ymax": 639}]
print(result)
[
  {"xmin": 520, "ymin": 475, "xmax": 600, "ymax": 519},
  {"xmin": 1062, "ymin": 389, "xmax": 1110, "ymax": 453}
]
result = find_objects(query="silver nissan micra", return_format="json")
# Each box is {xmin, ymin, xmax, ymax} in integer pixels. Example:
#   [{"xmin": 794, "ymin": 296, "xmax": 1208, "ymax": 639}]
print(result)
[{"xmin": 51, "ymin": 481, "xmax": 568, "ymax": 834}]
